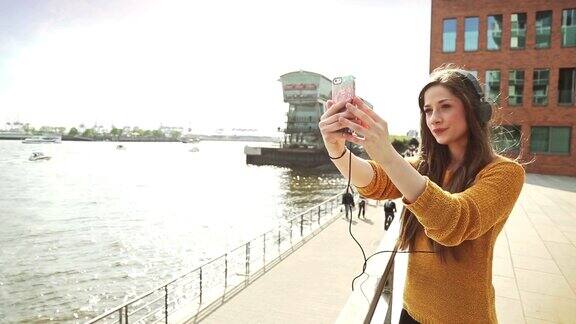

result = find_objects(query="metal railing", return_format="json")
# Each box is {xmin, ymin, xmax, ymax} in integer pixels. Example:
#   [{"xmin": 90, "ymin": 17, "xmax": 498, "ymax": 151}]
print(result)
[{"xmin": 87, "ymin": 193, "xmax": 349, "ymax": 324}]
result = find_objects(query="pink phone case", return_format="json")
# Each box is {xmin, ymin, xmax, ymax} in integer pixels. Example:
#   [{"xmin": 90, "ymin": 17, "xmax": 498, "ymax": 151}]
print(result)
[{"xmin": 332, "ymin": 76, "xmax": 355, "ymax": 104}]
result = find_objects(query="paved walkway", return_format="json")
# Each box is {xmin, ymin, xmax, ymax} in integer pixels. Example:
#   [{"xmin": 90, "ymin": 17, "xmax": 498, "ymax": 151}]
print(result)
[
  {"xmin": 195, "ymin": 203, "xmax": 389, "ymax": 324},
  {"xmin": 196, "ymin": 173, "xmax": 576, "ymax": 324}
]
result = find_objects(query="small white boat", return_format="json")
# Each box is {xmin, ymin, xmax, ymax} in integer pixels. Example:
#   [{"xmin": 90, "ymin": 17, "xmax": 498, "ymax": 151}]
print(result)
[
  {"xmin": 116, "ymin": 144, "xmax": 126, "ymax": 150},
  {"xmin": 22, "ymin": 135, "xmax": 62, "ymax": 144},
  {"xmin": 29, "ymin": 152, "xmax": 51, "ymax": 161},
  {"xmin": 182, "ymin": 136, "xmax": 201, "ymax": 143},
  {"xmin": 189, "ymin": 147, "xmax": 199, "ymax": 152}
]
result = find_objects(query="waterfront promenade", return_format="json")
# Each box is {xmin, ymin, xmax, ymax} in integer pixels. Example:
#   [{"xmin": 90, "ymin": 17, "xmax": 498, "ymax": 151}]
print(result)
[{"xmin": 194, "ymin": 173, "xmax": 576, "ymax": 324}]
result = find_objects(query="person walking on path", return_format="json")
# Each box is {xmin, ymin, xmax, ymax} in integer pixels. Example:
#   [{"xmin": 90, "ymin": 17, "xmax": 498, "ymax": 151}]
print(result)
[
  {"xmin": 357, "ymin": 197, "xmax": 366, "ymax": 219},
  {"xmin": 342, "ymin": 189, "xmax": 355, "ymax": 220},
  {"xmin": 319, "ymin": 65, "xmax": 525, "ymax": 323},
  {"xmin": 383, "ymin": 199, "xmax": 397, "ymax": 230}
]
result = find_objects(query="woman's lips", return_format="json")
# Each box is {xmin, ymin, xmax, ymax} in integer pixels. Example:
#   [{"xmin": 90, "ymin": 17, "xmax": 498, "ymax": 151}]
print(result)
[{"xmin": 433, "ymin": 128, "xmax": 447, "ymax": 135}]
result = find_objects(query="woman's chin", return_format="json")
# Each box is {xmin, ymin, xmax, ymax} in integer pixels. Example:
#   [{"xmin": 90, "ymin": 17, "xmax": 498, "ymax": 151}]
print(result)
[{"xmin": 434, "ymin": 136, "xmax": 450, "ymax": 145}]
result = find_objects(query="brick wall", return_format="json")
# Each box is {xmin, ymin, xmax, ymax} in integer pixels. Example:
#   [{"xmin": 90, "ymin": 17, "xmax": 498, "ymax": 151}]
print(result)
[{"xmin": 430, "ymin": 0, "xmax": 576, "ymax": 176}]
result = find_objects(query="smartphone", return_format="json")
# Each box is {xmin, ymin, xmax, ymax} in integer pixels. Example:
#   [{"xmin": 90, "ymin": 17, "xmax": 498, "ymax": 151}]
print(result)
[
  {"xmin": 332, "ymin": 75, "xmax": 355, "ymax": 104},
  {"xmin": 332, "ymin": 75, "xmax": 356, "ymax": 133}
]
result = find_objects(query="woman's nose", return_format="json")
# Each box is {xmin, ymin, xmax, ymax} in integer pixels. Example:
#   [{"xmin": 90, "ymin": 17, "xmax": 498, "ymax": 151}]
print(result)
[{"xmin": 429, "ymin": 109, "xmax": 442, "ymax": 124}]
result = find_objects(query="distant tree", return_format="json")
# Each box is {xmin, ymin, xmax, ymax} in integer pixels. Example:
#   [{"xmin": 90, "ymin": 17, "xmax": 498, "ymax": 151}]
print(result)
[
  {"xmin": 68, "ymin": 127, "xmax": 79, "ymax": 137},
  {"xmin": 82, "ymin": 128, "xmax": 95, "ymax": 138},
  {"xmin": 152, "ymin": 130, "xmax": 164, "ymax": 138},
  {"xmin": 391, "ymin": 138, "xmax": 409, "ymax": 154},
  {"xmin": 110, "ymin": 127, "xmax": 123, "ymax": 139},
  {"xmin": 408, "ymin": 137, "xmax": 420, "ymax": 148},
  {"xmin": 170, "ymin": 130, "xmax": 182, "ymax": 139}
]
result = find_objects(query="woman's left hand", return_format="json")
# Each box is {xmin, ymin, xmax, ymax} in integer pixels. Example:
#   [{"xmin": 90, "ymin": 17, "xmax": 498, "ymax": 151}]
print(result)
[{"xmin": 338, "ymin": 97, "xmax": 396, "ymax": 163}]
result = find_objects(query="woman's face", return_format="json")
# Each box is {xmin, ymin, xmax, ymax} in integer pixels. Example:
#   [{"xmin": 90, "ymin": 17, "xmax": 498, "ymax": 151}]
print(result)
[{"xmin": 422, "ymin": 85, "xmax": 469, "ymax": 146}]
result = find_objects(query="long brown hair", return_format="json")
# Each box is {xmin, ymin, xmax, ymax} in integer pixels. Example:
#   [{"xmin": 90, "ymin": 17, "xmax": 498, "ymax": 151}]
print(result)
[{"xmin": 397, "ymin": 64, "xmax": 497, "ymax": 262}]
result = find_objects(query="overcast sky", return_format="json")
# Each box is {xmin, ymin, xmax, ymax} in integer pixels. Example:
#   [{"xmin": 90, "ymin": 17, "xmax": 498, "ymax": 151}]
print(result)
[{"xmin": 0, "ymin": 0, "xmax": 431, "ymax": 135}]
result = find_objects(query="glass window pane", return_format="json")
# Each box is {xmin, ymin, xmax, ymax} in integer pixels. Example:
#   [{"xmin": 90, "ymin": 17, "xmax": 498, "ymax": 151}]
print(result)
[
  {"xmin": 465, "ymin": 17, "xmax": 479, "ymax": 51},
  {"xmin": 530, "ymin": 127, "xmax": 549, "ymax": 152},
  {"xmin": 562, "ymin": 9, "xmax": 576, "ymax": 47},
  {"xmin": 443, "ymin": 19, "xmax": 457, "ymax": 52},
  {"xmin": 510, "ymin": 13, "xmax": 527, "ymax": 49},
  {"xmin": 485, "ymin": 70, "xmax": 501, "ymax": 103},
  {"xmin": 533, "ymin": 69, "xmax": 549, "ymax": 105},
  {"xmin": 536, "ymin": 11, "xmax": 552, "ymax": 48},
  {"xmin": 487, "ymin": 15, "xmax": 503, "ymax": 50},
  {"xmin": 550, "ymin": 127, "xmax": 571, "ymax": 153},
  {"xmin": 558, "ymin": 68, "xmax": 576, "ymax": 104},
  {"xmin": 508, "ymin": 70, "xmax": 524, "ymax": 106}
]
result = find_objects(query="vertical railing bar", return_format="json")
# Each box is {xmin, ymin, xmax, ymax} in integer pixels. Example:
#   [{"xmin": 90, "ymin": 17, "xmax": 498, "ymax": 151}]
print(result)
[
  {"xmin": 245, "ymin": 242, "xmax": 250, "ymax": 282},
  {"xmin": 224, "ymin": 253, "xmax": 228, "ymax": 292},
  {"xmin": 164, "ymin": 286, "xmax": 168, "ymax": 324},
  {"xmin": 125, "ymin": 306, "xmax": 128, "ymax": 324},
  {"xmin": 289, "ymin": 220, "xmax": 293, "ymax": 245},
  {"xmin": 199, "ymin": 268, "xmax": 203, "ymax": 306},
  {"xmin": 118, "ymin": 308, "xmax": 123, "ymax": 324}
]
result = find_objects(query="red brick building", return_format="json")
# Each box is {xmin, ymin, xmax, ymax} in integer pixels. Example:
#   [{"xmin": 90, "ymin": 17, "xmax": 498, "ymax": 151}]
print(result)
[{"xmin": 430, "ymin": 0, "xmax": 576, "ymax": 176}]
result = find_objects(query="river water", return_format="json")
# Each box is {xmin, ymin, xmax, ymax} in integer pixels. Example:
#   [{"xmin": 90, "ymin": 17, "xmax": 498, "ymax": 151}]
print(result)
[{"xmin": 0, "ymin": 140, "xmax": 347, "ymax": 322}]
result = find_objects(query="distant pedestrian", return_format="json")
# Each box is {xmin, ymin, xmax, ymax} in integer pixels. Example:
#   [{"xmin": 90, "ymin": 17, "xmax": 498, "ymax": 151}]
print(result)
[
  {"xmin": 342, "ymin": 191, "xmax": 355, "ymax": 220},
  {"xmin": 384, "ymin": 199, "xmax": 397, "ymax": 231},
  {"xmin": 358, "ymin": 197, "xmax": 366, "ymax": 219}
]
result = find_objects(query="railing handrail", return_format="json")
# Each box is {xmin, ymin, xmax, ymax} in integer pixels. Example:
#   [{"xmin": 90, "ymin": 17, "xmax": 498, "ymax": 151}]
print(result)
[{"xmin": 87, "ymin": 192, "xmax": 346, "ymax": 323}]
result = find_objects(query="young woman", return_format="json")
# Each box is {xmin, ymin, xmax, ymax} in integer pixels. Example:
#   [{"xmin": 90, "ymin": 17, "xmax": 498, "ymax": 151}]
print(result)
[{"xmin": 318, "ymin": 66, "xmax": 525, "ymax": 323}]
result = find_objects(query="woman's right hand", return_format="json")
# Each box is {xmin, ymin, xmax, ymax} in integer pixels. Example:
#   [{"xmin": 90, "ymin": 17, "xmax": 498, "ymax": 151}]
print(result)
[{"xmin": 319, "ymin": 99, "xmax": 354, "ymax": 154}]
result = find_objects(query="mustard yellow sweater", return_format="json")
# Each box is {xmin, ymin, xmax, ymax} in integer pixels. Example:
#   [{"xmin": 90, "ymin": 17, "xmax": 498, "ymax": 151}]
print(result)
[{"xmin": 357, "ymin": 155, "xmax": 525, "ymax": 324}]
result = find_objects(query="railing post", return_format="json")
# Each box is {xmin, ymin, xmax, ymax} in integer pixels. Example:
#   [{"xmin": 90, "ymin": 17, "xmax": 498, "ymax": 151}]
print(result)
[
  {"xmin": 383, "ymin": 262, "xmax": 394, "ymax": 324},
  {"xmin": 318, "ymin": 206, "xmax": 321, "ymax": 225},
  {"xmin": 300, "ymin": 215, "xmax": 304, "ymax": 237},
  {"xmin": 118, "ymin": 308, "xmax": 123, "ymax": 324},
  {"xmin": 289, "ymin": 220, "xmax": 293, "ymax": 245},
  {"xmin": 164, "ymin": 285, "xmax": 168, "ymax": 324},
  {"xmin": 125, "ymin": 306, "xmax": 128, "ymax": 324},
  {"xmin": 224, "ymin": 253, "xmax": 228, "ymax": 292},
  {"xmin": 278, "ymin": 227, "xmax": 281, "ymax": 256},
  {"xmin": 199, "ymin": 268, "xmax": 203, "ymax": 306},
  {"xmin": 245, "ymin": 242, "xmax": 250, "ymax": 282}
]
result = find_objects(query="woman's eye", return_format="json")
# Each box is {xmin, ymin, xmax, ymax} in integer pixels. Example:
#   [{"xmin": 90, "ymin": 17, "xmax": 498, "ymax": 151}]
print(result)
[
  {"xmin": 441, "ymin": 105, "xmax": 451, "ymax": 109},
  {"xmin": 424, "ymin": 109, "xmax": 432, "ymax": 114}
]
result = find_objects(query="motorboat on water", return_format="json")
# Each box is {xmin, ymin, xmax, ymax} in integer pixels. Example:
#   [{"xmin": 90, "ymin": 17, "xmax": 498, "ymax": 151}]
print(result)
[
  {"xmin": 29, "ymin": 152, "xmax": 51, "ymax": 161},
  {"xmin": 116, "ymin": 144, "xmax": 126, "ymax": 150},
  {"xmin": 189, "ymin": 147, "xmax": 199, "ymax": 152},
  {"xmin": 181, "ymin": 136, "xmax": 201, "ymax": 143},
  {"xmin": 22, "ymin": 135, "xmax": 62, "ymax": 144}
]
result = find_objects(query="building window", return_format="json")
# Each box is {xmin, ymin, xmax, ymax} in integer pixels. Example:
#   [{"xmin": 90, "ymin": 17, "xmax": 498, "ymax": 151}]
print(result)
[
  {"xmin": 487, "ymin": 15, "xmax": 502, "ymax": 50},
  {"xmin": 562, "ymin": 9, "xmax": 576, "ymax": 47},
  {"xmin": 558, "ymin": 68, "xmax": 576, "ymax": 105},
  {"xmin": 485, "ymin": 70, "xmax": 501, "ymax": 103},
  {"xmin": 531, "ymin": 126, "xmax": 571, "ymax": 154},
  {"xmin": 510, "ymin": 13, "xmax": 527, "ymax": 49},
  {"xmin": 464, "ymin": 17, "xmax": 479, "ymax": 51},
  {"xmin": 536, "ymin": 11, "xmax": 552, "ymax": 48},
  {"xmin": 533, "ymin": 69, "xmax": 550, "ymax": 105},
  {"xmin": 443, "ymin": 18, "xmax": 457, "ymax": 52},
  {"xmin": 508, "ymin": 70, "xmax": 524, "ymax": 106},
  {"xmin": 493, "ymin": 125, "xmax": 521, "ymax": 153}
]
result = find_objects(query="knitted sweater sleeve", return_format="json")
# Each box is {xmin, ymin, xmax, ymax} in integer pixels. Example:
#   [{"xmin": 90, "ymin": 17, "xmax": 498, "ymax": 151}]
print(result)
[
  {"xmin": 356, "ymin": 157, "xmax": 420, "ymax": 200},
  {"xmin": 404, "ymin": 161, "xmax": 525, "ymax": 246}
]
